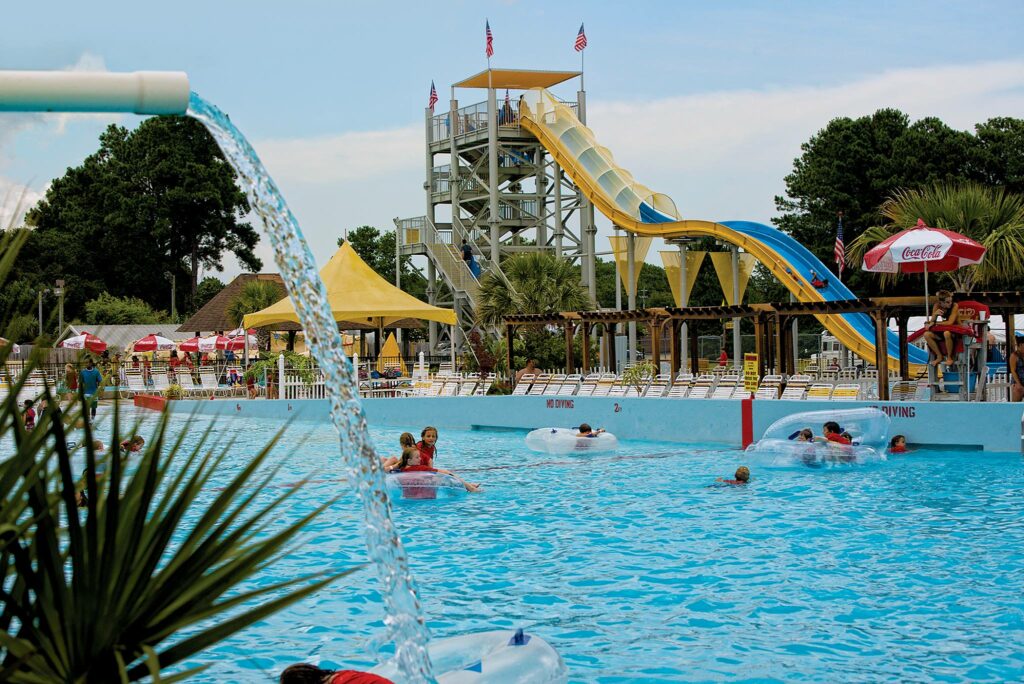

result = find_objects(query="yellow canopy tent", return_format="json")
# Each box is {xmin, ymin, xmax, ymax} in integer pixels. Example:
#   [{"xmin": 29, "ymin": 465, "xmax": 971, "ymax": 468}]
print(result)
[
  {"xmin": 375, "ymin": 333, "xmax": 407, "ymax": 375},
  {"xmin": 243, "ymin": 241, "xmax": 457, "ymax": 330}
]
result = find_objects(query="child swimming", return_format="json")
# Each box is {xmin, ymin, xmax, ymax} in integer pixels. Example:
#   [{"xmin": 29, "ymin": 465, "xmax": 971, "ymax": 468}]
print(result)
[
  {"xmin": 717, "ymin": 466, "xmax": 751, "ymax": 485},
  {"xmin": 889, "ymin": 435, "xmax": 908, "ymax": 453}
]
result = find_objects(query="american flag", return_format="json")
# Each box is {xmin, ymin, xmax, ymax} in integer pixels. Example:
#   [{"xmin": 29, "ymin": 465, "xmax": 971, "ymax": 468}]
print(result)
[
  {"xmin": 428, "ymin": 81, "xmax": 438, "ymax": 112},
  {"xmin": 575, "ymin": 23, "xmax": 587, "ymax": 52},
  {"xmin": 485, "ymin": 20, "xmax": 494, "ymax": 58},
  {"xmin": 834, "ymin": 212, "xmax": 845, "ymax": 277}
]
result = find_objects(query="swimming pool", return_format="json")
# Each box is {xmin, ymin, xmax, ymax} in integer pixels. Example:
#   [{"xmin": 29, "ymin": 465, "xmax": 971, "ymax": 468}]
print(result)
[{"xmin": 63, "ymin": 409, "xmax": 1024, "ymax": 681}]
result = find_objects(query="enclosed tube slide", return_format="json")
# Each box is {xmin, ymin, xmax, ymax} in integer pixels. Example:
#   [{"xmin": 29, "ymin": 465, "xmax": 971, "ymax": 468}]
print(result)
[{"xmin": 518, "ymin": 89, "xmax": 928, "ymax": 369}]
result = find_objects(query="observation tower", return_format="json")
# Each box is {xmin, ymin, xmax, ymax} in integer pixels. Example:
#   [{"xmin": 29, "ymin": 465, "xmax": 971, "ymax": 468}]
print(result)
[{"xmin": 395, "ymin": 68, "xmax": 596, "ymax": 355}]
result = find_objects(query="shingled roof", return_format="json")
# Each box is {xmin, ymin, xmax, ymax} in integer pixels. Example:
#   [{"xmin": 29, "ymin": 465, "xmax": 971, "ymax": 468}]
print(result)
[{"xmin": 177, "ymin": 273, "xmax": 301, "ymax": 334}]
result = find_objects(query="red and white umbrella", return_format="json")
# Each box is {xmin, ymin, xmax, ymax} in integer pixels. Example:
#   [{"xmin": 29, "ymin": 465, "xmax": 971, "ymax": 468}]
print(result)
[
  {"xmin": 0, "ymin": 337, "xmax": 20, "ymax": 355},
  {"xmin": 224, "ymin": 328, "xmax": 258, "ymax": 351},
  {"xmin": 862, "ymin": 218, "xmax": 986, "ymax": 313},
  {"xmin": 132, "ymin": 333, "xmax": 177, "ymax": 352},
  {"xmin": 178, "ymin": 337, "xmax": 200, "ymax": 353},
  {"xmin": 199, "ymin": 335, "xmax": 229, "ymax": 353},
  {"xmin": 60, "ymin": 332, "xmax": 108, "ymax": 353}
]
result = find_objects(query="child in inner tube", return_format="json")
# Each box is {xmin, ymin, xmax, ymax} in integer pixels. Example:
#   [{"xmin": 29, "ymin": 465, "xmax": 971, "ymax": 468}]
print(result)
[
  {"xmin": 817, "ymin": 421, "xmax": 856, "ymax": 462},
  {"xmin": 576, "ymin": 423, "xmax": 606, "ymax": 437},
  {"xmin": 393, "ymin": 447, "xmax": 481, "ymax": 493},
  {"xmin": 381, "ymin": 432, "xmax": 416, "ymax": 472},
  {"xmin": 279, "ymin": 662, "xmax": 393, "ymax": 683}
]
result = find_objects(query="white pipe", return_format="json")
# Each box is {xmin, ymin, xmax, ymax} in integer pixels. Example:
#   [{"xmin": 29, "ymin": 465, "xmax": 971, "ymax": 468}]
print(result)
[{"xmin": 0, "ymin": 70, "xmax": 190, "ymax": 115}]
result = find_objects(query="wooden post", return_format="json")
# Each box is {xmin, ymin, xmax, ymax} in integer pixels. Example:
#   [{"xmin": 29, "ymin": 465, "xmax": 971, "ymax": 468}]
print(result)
[
  {"xmin": 581, "ymin": 322, "xmax": 591, "ymax": 374},
  {"xmin": 754, "ymin": 314, "xmax": 767, "ymax": 379},
  {"xmin": 781, "ymin": 317, "xmax": 795, "ymax": 376},
  {"xmin": 505, "ymin": 324, "xmax": 515, "ymax": 383},
  {"xmin": 897, "ymin": 313, "xmax": 910, "ymax": 380},
  {"xmin": 606, "ymin": 323, "xmax": 617, "ymax": 372},
  {"xmin": 774, "ymin": 314, "xmax": 785, "ymax": 375},
  {"xmin": 874, "ymin": 308, "xmax": 890, "ymax": 400},
  {"xmin": 669, "ymin": 319, "xmax": 680, "ymax": 379},
  {"xmin": 689, "ymin": 328, "xmax": 700, "ymax": 375},
  {"xmin": 650, "ymin": 317, "xmax": 662, "ymax": 372},
  {"xmin": 564, "ymin": 321, "xmax": 575, "ymax": 373}
]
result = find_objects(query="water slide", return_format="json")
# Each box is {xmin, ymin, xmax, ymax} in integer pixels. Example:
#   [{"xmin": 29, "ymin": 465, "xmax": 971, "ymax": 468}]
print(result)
[{"xmin": 518, "ymin": 89, "xmax": 928, "ymax": 368}]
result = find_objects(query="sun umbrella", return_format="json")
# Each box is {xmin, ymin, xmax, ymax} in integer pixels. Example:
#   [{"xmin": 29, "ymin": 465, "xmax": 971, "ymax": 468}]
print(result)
[
  {"xmin": 0, "ymin": 337, "xmax": 20, "ymax": 355},
  {"xmin": 59, "ymin": 332, "xmax": 108, "ymax": 353},
  {"xmin": 223, "ymin": 328, "xmax": 258, "ymax": 351},
  {"xmin": 199, "ymin": 335, "xmax": 229, "ymax": 353},
  {"xmin": 862, "ymin": 218, "xmax": 986, "ymax": 314},
  {"xmin": 132, "ymin": 333, "xmax": 177, "ymax": 352},
  {"xmin": 178, "ymin": 337, "xmax": 200, "ymax": 353}
]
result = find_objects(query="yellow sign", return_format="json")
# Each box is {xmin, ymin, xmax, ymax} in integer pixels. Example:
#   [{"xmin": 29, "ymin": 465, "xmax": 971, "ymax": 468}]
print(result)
[{"xmin": 743, "ymin": 353, "xmax": 759, "ymax": 393}]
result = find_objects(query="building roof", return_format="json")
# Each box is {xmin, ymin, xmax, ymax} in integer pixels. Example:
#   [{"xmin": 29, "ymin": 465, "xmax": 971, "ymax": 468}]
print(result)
[
  {"xmin": 176, "ymin": 273, "xmax": 301, "ymax": 333},
  {"xmin": 453, "ymin": 69, "xmax": 581, "ymax": 90}
]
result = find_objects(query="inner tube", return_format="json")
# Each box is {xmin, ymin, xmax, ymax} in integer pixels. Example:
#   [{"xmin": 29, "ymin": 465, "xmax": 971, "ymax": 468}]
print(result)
[
  {"xmin": 745, "ymin": 407, "xmax": 890, "ymax": 468},
  {"xmin": 385, "ymin": 470, "xmax": 466, "ymax": 500},
  {"xmin": 370, "ymin": 629, "xmax": 567, "ymax": 683},
  {"xmin": 525, "ymin": 427, "xmax": 619, "ymax": 454}
]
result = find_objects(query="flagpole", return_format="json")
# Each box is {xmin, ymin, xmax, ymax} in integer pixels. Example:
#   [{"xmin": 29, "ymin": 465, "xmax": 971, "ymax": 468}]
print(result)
[{"xmin": 581, "ymin": 47, "xmax": 584, "ymax": 91}]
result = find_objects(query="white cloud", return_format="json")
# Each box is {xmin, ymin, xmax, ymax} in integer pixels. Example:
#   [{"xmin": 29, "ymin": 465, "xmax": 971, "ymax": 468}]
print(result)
[{"xmin": 0, "ymin": 177, "xmax": 44, "ymax": 228}]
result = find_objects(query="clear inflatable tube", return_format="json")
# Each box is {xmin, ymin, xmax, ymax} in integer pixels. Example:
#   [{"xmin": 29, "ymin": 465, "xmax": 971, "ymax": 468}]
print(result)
[
  {"xmin": 385, "ymin": 471, "xmax": 467, "ymax": 500},
  {"xmin": 525, "ymin": 427, "xmax": 620, "ymax": 454},
  {"xmin": 745, "ymin": 408, "xmax": 891, "ymax": 468},
  {"xmin": 370, "ymin": 629, "xmax": 568, "ymax": 683}
]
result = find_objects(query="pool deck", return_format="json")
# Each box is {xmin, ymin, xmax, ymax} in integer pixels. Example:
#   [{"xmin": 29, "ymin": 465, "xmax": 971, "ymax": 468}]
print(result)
[{"xmin": 166, "ymin": 396, "xmax": 1024, "ymax": 454}]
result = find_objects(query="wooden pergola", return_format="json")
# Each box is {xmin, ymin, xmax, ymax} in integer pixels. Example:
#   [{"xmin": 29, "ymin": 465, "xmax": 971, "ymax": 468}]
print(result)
[{"xmin": 503, "ymin": 291, "xmax": 1023, "ymax": 402}]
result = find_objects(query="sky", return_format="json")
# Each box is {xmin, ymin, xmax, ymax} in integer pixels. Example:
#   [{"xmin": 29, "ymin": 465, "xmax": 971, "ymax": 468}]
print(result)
[{"xmin": 2, "ymin": 0, "xmax": 1023, "ymax": 281}]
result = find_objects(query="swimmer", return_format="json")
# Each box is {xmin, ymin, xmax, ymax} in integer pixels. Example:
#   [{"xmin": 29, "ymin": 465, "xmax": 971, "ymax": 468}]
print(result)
[
  {"xmin": 576, "ymin": 423, "xmax": 606, "ymax": 438},
  {"xmin": 395, "ymin": 447, "xmax": 480, "ymax": 493},
  {"xmin": 717, "ymin": 466, "xmax": 751, "ymax": 485},
  {"xmin": 22, "ymin": 399, "xmax": 36, "ymax": 431},
  {"xmin": 382, "ymin": 432, "xmax": 416, "ymax": 471},
  {"xmin": 889, "ymin": 435, "xmax": 908, "ymax": 453},
  {"xmin": 416, "ymin": 426, "xmax": 438, "ymax": 467},
  {"xmin": 279, "ymin": 662, "xmax": 394, "ymax": 683},
  {"xmin": 120, "ymin": 435, "xmax": 145, "ymax": 453}
]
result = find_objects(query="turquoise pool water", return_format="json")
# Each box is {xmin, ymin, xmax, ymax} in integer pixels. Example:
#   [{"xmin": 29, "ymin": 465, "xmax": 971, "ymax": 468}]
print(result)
[{"xmin": 57, "ymin": 409, "xmax": 1024, "ymax": 681}]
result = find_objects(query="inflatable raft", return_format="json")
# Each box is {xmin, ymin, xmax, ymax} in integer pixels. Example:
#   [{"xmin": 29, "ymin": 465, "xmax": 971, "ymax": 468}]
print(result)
[
  {"xmin": 525, "ymin": 427, "xmax": 619, "ymax": 454},
  {"xmin": 370, "ymin": 629, "xmax": 567, "ymax": 683},
  {"xmin": 745, "ymin": 407, "xmax": 891, "ymax": 468},
  {"xmin": 385, "ymin": 470, "xmax": 467, "ymax": 500}
]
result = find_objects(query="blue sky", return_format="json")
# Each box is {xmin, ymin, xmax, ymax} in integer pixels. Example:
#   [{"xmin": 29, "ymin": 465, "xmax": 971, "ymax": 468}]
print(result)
[{"xmin": 2, "ymin": 0, "xmax": 1023, "ymax": 278}]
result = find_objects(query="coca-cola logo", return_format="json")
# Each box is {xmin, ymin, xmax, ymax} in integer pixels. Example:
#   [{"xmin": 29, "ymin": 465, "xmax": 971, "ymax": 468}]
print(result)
[{"xmin": 900, "ymin": 244, "xmax": 944, "ymax": 260}]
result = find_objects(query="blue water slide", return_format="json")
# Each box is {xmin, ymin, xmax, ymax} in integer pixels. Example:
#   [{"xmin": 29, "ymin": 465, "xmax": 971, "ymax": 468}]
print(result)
[
  {"xmin": 637, "ymin": 203, "xmax": 926, "ymax": 364},
  {"xmin": 719, "ymin": 220, "xmax": 929, "ymax": 364}
]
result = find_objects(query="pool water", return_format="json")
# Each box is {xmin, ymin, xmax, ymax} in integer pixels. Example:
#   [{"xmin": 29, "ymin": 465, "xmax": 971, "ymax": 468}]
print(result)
[{"xmin": 49, "ymin": 409, "xmax": 1024, "ymax": 681}]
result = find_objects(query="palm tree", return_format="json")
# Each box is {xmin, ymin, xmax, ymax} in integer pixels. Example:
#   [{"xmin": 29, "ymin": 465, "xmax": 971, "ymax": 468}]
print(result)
[
  {"xmin": 476, "ymin": 252, "xmax": 590, "ymax": 326},
  {"xmin": 848, "ymin": 183, "xmax": 1024, "ymax": 293},
  {"xmin": 226, "ymin": 280, "xmax": 285, "ymax": 350}
]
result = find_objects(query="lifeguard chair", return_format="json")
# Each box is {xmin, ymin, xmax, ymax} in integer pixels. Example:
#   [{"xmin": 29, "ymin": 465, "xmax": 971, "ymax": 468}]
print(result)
[{"xmin": 928, "ymin": 300, "xmax": 990, "ymax": 401}]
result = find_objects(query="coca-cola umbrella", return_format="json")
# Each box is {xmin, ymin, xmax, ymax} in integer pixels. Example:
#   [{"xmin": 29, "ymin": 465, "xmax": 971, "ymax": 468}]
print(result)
[
  {"xmin": 132, "ymin": 333, "xmax": 177, "ymax": 353},
  {"xmin": 224, "ymin": 328, "xmax": 258, "ymax": 351},
  {"xmin": 59, "ymin": 332, "xmax": 108, "ymax": 353},
  {"xmin": 862, "ymin": 219, "xmax": 987, "ymax": 315},
  {"xmin": 199, "ymin": 335, "xmax": 229, "ymax": 353},
  {"xmin": 178, "ymin": 337, "xmax": 200, "ymax": 353}
]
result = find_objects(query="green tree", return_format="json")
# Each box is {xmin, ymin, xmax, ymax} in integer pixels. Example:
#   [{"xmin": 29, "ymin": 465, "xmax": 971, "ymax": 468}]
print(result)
[
  {"xmin": 971, "ymin": 117, "xmax": 1024, "ymax": 194},
  {"xmin": 339, "ymin": 225, "xmax": 427, "ymax": 301},
  {"xmin": 476, "ymin": 252, "xmax": 590, "ymax": 326},
  {"xmin": 192, "ymin": 276, "xmax": 226, "ymax": 314},
  {"xmin": 226, "ymin": 280, "xmax": 285, "ymax": 349},
  {"xmin": 774, "ymin": 109, "xmax": 982, "ymax": 296},
  {"xmin": 848, "ymin": 183, "xmax": 1024, "ymax": 293},
  {"xmin": 83, "ymin": 292, "xmax": 167, "ymax": 325},
  {"xmin": 22, "ymin": 117, "xmax": 260, "ymax": 320}
]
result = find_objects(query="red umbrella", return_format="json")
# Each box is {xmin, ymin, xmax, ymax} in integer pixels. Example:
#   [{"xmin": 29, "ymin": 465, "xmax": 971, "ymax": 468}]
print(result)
[
  {"xmin": 59, "ymin": 332, "xmax": 108, "ymax": 353},
  {"xmin": 132, "ymin": 333, "xmax": 177, "ymax": 352},
  {"xmin": 178, "ymin": 337, "xmax": 200, "ymax": 353},
  {"xmin": 862, "ymin": 218, "xmax": 986, "ymax": 314},
  {"xmin": 224, "ymin": 329, "xmax": 258, "ymax": 351}
]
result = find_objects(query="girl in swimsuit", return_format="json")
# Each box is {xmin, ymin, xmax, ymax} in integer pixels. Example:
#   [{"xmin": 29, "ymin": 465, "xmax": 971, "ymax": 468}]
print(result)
[{"xmin": 923, "ymin": 290, "xmax": 960, "ymax": 367}]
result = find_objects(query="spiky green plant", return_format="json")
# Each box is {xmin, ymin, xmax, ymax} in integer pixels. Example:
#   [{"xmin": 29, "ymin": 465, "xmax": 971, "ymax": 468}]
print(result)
[
  {"xmin": 476, "ymin": 252, "xmax": 590, "ymax": 326},
  {"xmin": 0, "ymin": 227, "xmax": 350, "ymax": 682},
  {"xmin": 847, "ymin": 183, "xmax": 1024, "ymax": 293}
]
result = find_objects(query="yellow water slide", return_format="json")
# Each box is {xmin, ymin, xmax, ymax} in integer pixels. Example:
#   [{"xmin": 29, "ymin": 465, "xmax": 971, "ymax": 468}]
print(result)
[{"xmin": 517, "ymin": 88, "xmax": 927, "ymax": 368}]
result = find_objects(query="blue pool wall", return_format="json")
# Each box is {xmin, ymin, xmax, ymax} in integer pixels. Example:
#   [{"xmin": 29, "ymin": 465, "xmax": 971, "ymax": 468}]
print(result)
[{"xmin": 168, "ymin": 397, "xmax": 1023, "ymax": 453}]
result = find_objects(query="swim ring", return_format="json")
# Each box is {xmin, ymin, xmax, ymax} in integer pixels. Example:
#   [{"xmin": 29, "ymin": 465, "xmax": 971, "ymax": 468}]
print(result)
[
  {"xmin": 385, "ymin": 470, "xmax": 467, "ymax": 500},
  {"xmin": 370, "ymin": 629, "xmax": 567, "ymax": 683},
  {"xmin": 525, "ymin": 427, "xmax": 619, "ymax": 454},
  {"xmin": 745, "ymin": 407, "xmax": 890, "ymax": 468}
]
